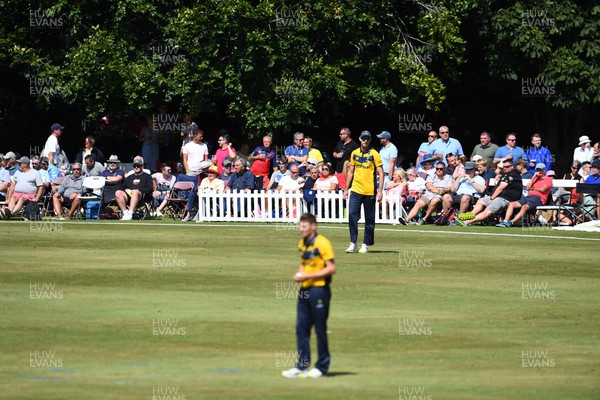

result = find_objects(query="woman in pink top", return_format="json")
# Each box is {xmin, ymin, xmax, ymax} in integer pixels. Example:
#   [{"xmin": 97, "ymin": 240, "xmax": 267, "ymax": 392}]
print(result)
[
  {"xmin": 214, "ymin": 133, "xmax": 237, "ymax": 174},
  {"xmin": 385, "ymin": 168, "xmax": 407, "ymax": 219},
  {"xmin": 314, "ymin": 163, "xmax": 338, "ymax": 192}
]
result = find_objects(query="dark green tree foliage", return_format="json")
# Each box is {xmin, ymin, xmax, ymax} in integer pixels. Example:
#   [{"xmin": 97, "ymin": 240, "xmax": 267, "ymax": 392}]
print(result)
[{"xmin": 3, "ymin": 0, "xmax": 466, "ymax": 136}]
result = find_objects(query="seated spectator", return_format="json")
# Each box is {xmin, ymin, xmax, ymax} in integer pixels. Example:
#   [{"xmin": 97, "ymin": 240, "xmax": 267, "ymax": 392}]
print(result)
[
  {"xmin": 442, "ymin": 161, "xmax": 485, "ymax": 214},
  {"xmin": 496, "ymin": 163, "xmax": 552, "ymax": 227},
  {"xmin": 583, "ymin": 159, "xmax": 600, "ymax": 218},
  {"xmin": 458, "ymin": 161, "xmax": 523, "ymax": 226},
  {"xmin": 4, "ymin": 151, "xmax": 21, "ymax": 176},
  {"xmin": 405, "ymin": 167, "xmax": 426, "ymax": 204},
  {"xmin": 277, "ymin": 165, "xmax": 305, "ymax": 192},
  {"xmin": 0, "ymin": 157, "xmax": 44, "ymax": 220},
  {"xmin": 267, "ymin": 157, "xmax": 289, "ymax": 190},
  {"xmin": 41, "ymin": 156, "xmax": 62, "ymax": 184},
  {"xmin": 30, "ymin": 156, "xmax": 51, "ymax": 190},
  {"xmin": 101, "ymin": 155, "xmax": 125, "ymax": 204},
  {"xmin": 52, "ymin": 163, "xmax": 84, "ymax": 220},
  {"xmin": 114, "ymin": 156, "xmax": 153, "ymax": 220},
  {"xmin": 417, "ymin": 156, "xmax": 436, "ymax": 179},
  {"xmin": 592, "ymin": 141, "xmax": 600, "ymax": 163},
  {"xmin": 74, "ymin": 136, "xmax": 105, "ymax": 165},
  {"xmin": 475, "ymin": 159, "xmax": 496, "ymax": 182},
  {"xmin": 385, "ymin": 168, "xmax": 407, "ymax": 219},
  {"xmin": 82, "ymin": 154, "xmax": 106, "ymax": 177},
  {"xmin": 515, "ymin": 158, "xmax": 533, "ymax": 179},
  {"xmin": 199, "ymin": 165, "xmax": 225, "ymax": 193},
  {"xmin": 0, "ymin": 155, "xmax": 10, "ymax": 201},
  {"xmin": 553, "ymin": 161, "xmax": 581, "ymax": 205},
  {"xmin": 220, "ymin": 157, "xmax": 234, "ymax": 187},
  {"xmin": 401, "ymin": 162, "xmax": 453, "ymax": 225},
  {"xmin": 151, "ymin": 163, "xmax": 176, "ymax": 209},
  {"xmin": 580, "ymin": 161, "xmax": 591, "ymax": 181},
  {"xmin": 314, "ymin": 163, "xmax": 338, "ymax": 192},
  {"xmin": 303, "ymin": 166, "xmax": 319, "ymax": 191},
  {"xmin": 445, "ymin": 153, "xmax": 462, "ymax": 178}
]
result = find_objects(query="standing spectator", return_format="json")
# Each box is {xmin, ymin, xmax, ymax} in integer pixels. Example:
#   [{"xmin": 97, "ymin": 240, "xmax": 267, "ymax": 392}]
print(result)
[
  {"xmin": 0, "ymin": 157, "xmax": 44, "ymax": 220},
  {"xmin": 526, "ymin": 133, "xmax": 553, "ymax": 173},
  {"xmin": 459, "ymin": 161, "xmax": 523, "ymax": 226},
  {"xmin": 416, "ymin": 131, "xmax": 437, "ymax": 168},
  {"xmin": 303, "ymin": 136, "xmax": 324, "ymax": 167},
  {"xmin": 344, "ymin": 131, "xmax": 384, "ymax": 254},
  {"xmin": 41, "ymin": 123, "xmax": 64, "ymax": 167},
  {"xmin": 430, "ymin": 125, "xmax": 464, "ymax": 165},
  {"xmin": 3, "ymin": 152, "xmax": 20, "ymax": 176},
  {"xmin": 591, "ymin": 141, "xmax": 600, "ymax": 163},
  {"xmin": 281, "ymin": 213, "xmax": 335, "ymax": 379},
  {"xmin": 285, "ymin": 132, "xmax": 309, "ymax": 173},
  {"xmin": 573, "ymin": 135, "xmax": 593, "ymax": 167},
  {"xmin": 52, "ymin": 163, "xmax": 84, "ymax": 220},
  {"xmin": 377, "ymin": 131, "xmax": 398, "ymax": 178},
  {"xmin": 179, "ymin": 113, "xmax": 199, "ymax": 157},
  {"xmin": 493, "ymin": 133, "xmax": 527, "ymax": 166},
  {"xmin": 180, "ymin": 129, "xmax": 209, "ymax": 221},
  {"xmin": 82, "ymin": 155, "xmax": 106, "ymax": 177},
  {"xmin": 332, "ymin": 127, "xmax": 359, "ymax": 174},
  {"xmin": 74, "ymin": 136, "xmax": 105, "ymax": 165},
  {"xmin": 214, "ymin": 132, "xmax": 237, "ymax": 174},
  {"xmin": 470, "ymin": 131, "xmax": 499, "ymax": 167},
  {"xmin": 249, "ymin": 135, "xmax": 276, "ymax": 189},
  {"xmin": 114, "ymin": 157, "xmax": 153, "ymax": 221},
  {"xmin": 139, "ymin": 116, "xmax": 161, "ymax": 172}
]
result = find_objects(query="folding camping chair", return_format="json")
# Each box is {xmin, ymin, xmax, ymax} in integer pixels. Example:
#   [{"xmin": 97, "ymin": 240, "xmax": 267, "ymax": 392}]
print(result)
[
  {"xmin": 574, "ymin": 183, "xmax": 600, "ymax": 223},
  {"xmin": 161, "ymin": 181, "xmax": 195, "ymax": 220},
  {"xmin": 78, "ymin": 176, "xmax": 106, "ymax": 220}
]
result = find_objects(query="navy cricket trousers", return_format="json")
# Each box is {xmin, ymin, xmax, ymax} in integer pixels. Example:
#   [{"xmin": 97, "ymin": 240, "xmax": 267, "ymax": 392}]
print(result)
[
  {"xmin": 296, "ymin": 286, "xmax": 331, "ymax": 373},
  {"xmin": 348, "ymin": 192, "xmax": 376, "ymax": 246}
]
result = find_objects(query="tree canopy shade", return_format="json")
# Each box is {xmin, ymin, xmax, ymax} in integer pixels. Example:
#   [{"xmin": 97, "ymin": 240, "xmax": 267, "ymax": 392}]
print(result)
[{"xmin": 3, "ymin": 0, "xmax": 467, "ymax": 137}]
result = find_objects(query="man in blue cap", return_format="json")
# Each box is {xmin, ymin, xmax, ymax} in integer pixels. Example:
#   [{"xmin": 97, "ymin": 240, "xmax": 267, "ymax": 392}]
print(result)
[{"xmin": 377, "ymin": 130, "xmax": 397, "ymax": 178}]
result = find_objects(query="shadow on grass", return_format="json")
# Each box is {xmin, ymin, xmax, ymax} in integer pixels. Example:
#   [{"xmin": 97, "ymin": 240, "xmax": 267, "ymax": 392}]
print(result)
[
  {"xmin": 326, "ymin": 371, "xmax": 357, "ymax": 377},
  {"xmin": 363, "ymin": 250, "xmax": 399, "ymax": 254}
]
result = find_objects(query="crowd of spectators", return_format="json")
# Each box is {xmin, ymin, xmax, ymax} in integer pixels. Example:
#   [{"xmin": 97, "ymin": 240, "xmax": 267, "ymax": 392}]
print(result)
[{"xmin": 1, "ymin": 120, "xmax": 599, "ymax": 225}]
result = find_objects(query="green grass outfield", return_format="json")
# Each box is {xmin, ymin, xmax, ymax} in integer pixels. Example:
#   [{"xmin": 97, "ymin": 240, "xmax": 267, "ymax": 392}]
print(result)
[{"xmin": 1, "ymin": 220, "xmax": 599, "ymax": 399}]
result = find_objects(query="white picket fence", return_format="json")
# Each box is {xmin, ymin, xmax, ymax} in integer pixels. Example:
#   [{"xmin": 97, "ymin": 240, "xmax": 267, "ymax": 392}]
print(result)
[{"xmin": 196, "ymin": 190, "xmax": 406, "ymax": 224}]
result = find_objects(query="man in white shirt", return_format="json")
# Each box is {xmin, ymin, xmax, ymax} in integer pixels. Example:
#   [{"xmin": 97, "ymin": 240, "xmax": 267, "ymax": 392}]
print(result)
[
  {"xmin": 41, "ymin": 123, "xmax": 64, "ymax": 166},
  {"xmin": 182, "ymin": 130, "xmax": 209, "ymax": 175}
]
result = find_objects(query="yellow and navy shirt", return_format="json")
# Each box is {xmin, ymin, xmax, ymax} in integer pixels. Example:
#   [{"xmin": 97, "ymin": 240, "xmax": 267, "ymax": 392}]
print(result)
[
  {"xmin": 297, "ymin": 233, "xmax": 335, "ymax": 288},
  {"xmin": 349, "ymin": 148, "xmax": 383, "ymax": 196}
]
